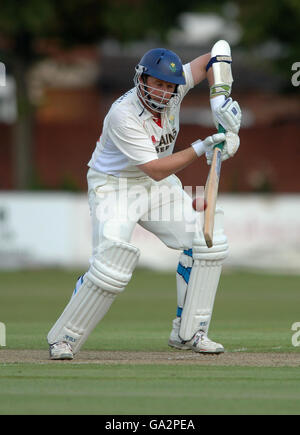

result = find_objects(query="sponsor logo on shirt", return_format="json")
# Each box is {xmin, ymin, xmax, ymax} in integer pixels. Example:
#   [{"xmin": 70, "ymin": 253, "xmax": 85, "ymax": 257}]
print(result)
[{"xmin": 156, "ymin": 128, "xmax": 177, "ymax": 153}]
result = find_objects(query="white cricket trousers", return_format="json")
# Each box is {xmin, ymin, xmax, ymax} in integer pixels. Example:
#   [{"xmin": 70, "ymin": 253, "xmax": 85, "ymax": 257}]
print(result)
[
  {"xmin": 47, "ymin": 168, "xmax": 227, "ymax": 351},
  {"xmin": 87, "ymin": 168, "xmax": 200, "ymax": 259}
]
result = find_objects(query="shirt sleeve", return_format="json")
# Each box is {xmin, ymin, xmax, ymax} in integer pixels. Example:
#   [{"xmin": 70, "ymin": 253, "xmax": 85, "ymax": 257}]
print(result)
[
  {"xmin": 177, "ymin": 63, "xmax": 195, "ymax": 101},
  {"xmin": 108, "ymin": 110, "xmax": 158, "ymax": 166}
]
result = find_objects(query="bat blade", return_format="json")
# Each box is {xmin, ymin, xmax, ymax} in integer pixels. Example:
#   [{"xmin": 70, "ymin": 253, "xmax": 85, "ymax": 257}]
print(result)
[{"xmin": 203, "ymin": 125, "xmax": 225, "ymax": 248}]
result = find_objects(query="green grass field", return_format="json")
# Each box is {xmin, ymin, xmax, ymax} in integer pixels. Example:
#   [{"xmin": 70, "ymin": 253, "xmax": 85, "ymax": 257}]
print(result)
[{"xmin": 1, "ymin": 267, "xmax": 300, "ymax": 415}]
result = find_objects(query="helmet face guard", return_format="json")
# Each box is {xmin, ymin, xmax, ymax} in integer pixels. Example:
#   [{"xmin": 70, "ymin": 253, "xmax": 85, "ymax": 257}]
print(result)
[
  {"xmin": 134, "ymin": 68, "xmax": 180, "ymax": 113},
  {"xmin": 134, "ymin": 48, "xmax": 186, "ymax": 113}
]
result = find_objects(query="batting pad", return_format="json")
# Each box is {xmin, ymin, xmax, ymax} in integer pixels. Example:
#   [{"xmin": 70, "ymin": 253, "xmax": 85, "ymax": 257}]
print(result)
[
  {"xmin": 47, "ymin": 240, "xmax": 140, "ymax": 354},
  {"xmin": 179, "ymin": 208, "xmax": 228, "ymax": 341}
]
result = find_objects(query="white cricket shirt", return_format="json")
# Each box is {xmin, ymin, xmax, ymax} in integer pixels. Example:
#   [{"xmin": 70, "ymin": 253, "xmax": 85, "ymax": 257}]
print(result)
[{"xmin": 88, "ymin": 63, "xmax": 195, "ymax": 178}]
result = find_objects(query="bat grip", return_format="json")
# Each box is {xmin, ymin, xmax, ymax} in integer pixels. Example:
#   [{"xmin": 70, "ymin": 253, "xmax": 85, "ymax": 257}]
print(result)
[{"xmin": 214, "ymin": 124, "xmax": 226, "ymax": 150}]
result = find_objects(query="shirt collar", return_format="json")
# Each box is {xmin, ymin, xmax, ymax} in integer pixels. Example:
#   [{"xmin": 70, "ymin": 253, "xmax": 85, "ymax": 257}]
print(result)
[{"xmin": 131, "ymin": 88, "xmax": 154, "ymax": 120}]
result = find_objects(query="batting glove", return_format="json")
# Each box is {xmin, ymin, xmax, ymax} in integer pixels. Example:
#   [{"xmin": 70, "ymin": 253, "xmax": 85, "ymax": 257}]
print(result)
[
  {"xmin": 191, "ymin": 133, "xmax": 226, "ymax": 157},
  {"xmin": 211, "ymin": 97, "xmax": 242, "ymax": 134},
  {"xmin": 206, "ymin": 131, "xmax": 240, "ymax": 165}
]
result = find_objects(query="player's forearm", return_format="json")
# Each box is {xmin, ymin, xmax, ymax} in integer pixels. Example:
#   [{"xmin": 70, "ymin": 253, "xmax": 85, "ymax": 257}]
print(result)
[
  {"xmin": 138, "ymin": 147, "xmax": 198, "ymax": 182},
  {"xmin": 190, "ymin": 53, "xmax": 214, "ymax": 86}
]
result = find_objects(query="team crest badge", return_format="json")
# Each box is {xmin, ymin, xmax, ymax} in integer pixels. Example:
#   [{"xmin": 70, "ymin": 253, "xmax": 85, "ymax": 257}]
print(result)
[{"xmin": 169, "ymin": 62, "xmax": 176, "ymax": 72}]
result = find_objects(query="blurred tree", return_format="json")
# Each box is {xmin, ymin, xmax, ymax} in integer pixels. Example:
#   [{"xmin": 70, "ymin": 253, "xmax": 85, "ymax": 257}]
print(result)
[
  {"xmin": 235, "ymin": 0, "xmax": 300, "ymax": 85},
  {"xmin": 1, "ymin": 0, "xmax": 297, "ymax": 189},
  {"xmin": 0, "ymin": 0, "xmax": 200, "ymax": 189}
]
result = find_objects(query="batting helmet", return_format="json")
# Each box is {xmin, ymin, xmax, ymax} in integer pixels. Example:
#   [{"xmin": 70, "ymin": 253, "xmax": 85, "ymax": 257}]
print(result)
[{"xmin": 136, "ymin": 48, "xmax": 186, "ymax": 85}]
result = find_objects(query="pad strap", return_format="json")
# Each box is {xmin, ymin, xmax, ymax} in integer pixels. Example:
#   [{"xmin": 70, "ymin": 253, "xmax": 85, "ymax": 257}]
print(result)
[{"xmin": 206, "ymin": 55, "xmax": 232, "ymax": 72}]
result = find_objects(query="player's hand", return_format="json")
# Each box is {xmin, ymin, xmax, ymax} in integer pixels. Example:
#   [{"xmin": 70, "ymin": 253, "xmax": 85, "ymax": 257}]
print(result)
[
  {"xmin": 206, "ymin": 131, "xmax": 240, "ymax": 165},
  {"xmin": 212, "ymin": 97, "xmax": 242, "ymax": 134},
  {"xmin": 191, "ymin": 133, "xmax": 226, "ymax": 157}
]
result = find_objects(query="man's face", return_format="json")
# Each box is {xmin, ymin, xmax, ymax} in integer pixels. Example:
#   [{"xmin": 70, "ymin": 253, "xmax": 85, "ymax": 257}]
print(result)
[{"xmin": 145, "ymin": 76, "xmax": 176, "ymax": 105}]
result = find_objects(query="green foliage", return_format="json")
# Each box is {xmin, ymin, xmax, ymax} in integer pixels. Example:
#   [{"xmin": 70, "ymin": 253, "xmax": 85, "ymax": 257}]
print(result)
[
  {"xmin": 235, "ymin": 0, "xmax": 300, "ymax": 80},
  {"xmin": 1, "ymin": 0, "xmax": 298, "ymax": 79},
  {"xmin": 0, "ymin": 0, "xmax": 55, "ymax": 35},
  {"xmin": 0, "ymin": 0, "xmax": 298, "ymax": 190},
  {"xmin": 0, "ymin": 0, "xmax": 201, "ymax": 50}
]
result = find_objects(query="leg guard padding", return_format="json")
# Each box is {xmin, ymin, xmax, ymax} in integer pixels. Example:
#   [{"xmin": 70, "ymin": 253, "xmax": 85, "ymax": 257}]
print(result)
[
  {"xmin": 47, "ymin": 240, "xmax": 140, "ymax": 353},
  {"xmin": 179, "ymin": 208, "xmax": 228, "ymax": 341},
  {"xmin": 88, "ymin": 240, "xmax": 140, "ymax": 293}
]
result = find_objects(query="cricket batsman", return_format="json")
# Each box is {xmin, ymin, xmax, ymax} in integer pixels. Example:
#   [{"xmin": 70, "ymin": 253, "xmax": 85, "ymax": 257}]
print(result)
[{"xmin": 47, "ymin": 44, "xmax": 242, "ymax": 359}]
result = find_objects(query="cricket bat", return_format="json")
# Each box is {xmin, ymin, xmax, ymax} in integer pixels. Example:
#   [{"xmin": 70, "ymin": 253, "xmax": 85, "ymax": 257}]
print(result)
[
  {"xmin": 203, "ymin": 40, "xmax": 233, "ymax": 248},
  {"xmin": 203, "ymin": 125, "xmax": 226, "ymax": 248}
]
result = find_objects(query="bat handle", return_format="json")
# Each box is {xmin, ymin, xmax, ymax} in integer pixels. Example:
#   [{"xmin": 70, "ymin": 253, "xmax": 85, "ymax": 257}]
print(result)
[{"xmin": 215, "ymin": 124, "xmax": 226, "ymax": 150}]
